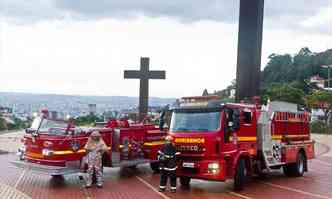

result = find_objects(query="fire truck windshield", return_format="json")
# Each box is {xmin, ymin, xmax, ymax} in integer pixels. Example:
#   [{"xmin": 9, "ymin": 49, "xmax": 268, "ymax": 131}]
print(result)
[
  {"xmin": 170, "ymin": 110, "xmax": 221, "ymax": 132},
  {"xmin": 31, "ymin": 117, "xmax": 68, "ymax": 134}
]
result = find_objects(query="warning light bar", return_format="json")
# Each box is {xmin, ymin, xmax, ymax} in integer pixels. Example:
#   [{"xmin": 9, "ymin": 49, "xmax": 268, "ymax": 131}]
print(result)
[{"xmin": 179, "ymin": 96, "xmax": 219, "ymax": 107}]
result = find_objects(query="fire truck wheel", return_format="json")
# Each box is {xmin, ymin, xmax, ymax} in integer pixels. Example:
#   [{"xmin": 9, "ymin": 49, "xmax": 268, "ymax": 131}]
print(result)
[
  {"xmin": 180, "ymin": 176, "xmax": 191, "ymax": 187},
  {"xmin": 234, "ymin": 159, "xmax": 247, "ymax": 191},
  {"xmin": 127, "ymin": 165, "xmax": 138, "ymax": 169},
  {"xmin": 283, "ymin": 152, "xmax": 306, "ymax": 177},
  {"xmin": 282, "ymin": 164, "xmax": 294, "ymax": 177},
  {"xmin": 294, "ymin": 152, "xmax": 306, "ymax": 177},
  {"xmin": 150, "ymin": 162, "xmax": 160, "ymax": 173},
  {"xmin": 51, "ymin": 175, "xmax": 64, "ymax": 179}
]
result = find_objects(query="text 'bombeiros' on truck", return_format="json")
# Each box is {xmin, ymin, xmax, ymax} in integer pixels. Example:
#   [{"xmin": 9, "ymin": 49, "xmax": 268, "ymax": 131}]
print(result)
[
  {"xmin": 12, "ymin": 109, "xmax": 166, "ymax": 178},
  {"xmin": 169, "ymin": 96, "xmax": 315, "ymax": 190}
]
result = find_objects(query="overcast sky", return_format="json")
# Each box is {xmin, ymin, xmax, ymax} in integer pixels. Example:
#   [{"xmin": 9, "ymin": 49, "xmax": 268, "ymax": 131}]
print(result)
[{"xmin": 0, "ymin": 1, "xmax": 331, "ymax": 98}]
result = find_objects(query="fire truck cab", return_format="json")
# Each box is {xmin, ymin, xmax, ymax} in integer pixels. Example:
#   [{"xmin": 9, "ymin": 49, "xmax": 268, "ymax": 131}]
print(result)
[
  {"xmin": 170, "ymin": 96, "xmax": 315, "ymax": 190},
  {"xmin": 12, "ymin": 110, "xmax": 166, "ymax": 177}
]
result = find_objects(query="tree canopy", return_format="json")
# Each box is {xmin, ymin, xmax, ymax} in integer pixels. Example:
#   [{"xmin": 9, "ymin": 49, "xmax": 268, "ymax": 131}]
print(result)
[
  {"xmin": 262, "ymin": 47, "xmax": 332, "ymax": 92},
  {"xmin": 261, "ymin": 47, "xmax": 332, "ymax": 105},
  {"xmin": 74, "ymin": 114, "xmax": 104, "ymax": 126},
  {"xmin": 262, "ymin": 83, "xmax": 305, "ymax": 105}
]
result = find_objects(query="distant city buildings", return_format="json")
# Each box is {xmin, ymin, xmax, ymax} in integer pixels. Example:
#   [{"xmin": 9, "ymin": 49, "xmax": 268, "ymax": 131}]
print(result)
[
  {"xmin": 310, "ymin": 75, "xmax": 325, "ymax": 89},
  {"xmin": 202, "ymin": 88, "xmax": 236, "ymax": 100},
  {"xmin": 310, "ymin": 75, "xmax": 332, "ymax": 91},
  {"xmin": 0, "ymin": 105, "xmax": 20, "ymax": 129},
  {"xmin": 49, "ymin": 111, "xmax": 58, "ymax": 119},
  {"xmin": 0, "ymin": 106, "xmax": 12, "ymax": 114},
  {"xmin": 0, "ymin": 92, "xmax": 175, "ymax": 125},
  {"xmin": 88, "ymin": 104, "xmax": 97, "ymax": 115}
]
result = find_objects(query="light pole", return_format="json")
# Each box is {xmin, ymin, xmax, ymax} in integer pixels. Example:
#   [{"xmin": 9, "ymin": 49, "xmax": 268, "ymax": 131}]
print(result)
[{"xmin": 322, "ymin": 65, "xmax": 332, "ymax": 89}]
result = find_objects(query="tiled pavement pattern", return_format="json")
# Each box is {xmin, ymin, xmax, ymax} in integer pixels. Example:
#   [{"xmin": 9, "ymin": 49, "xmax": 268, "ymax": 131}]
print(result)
[
  {"xmin": 0, "ymin": 182, "xmax": 31, "ymax": 199},
  {"xmin": 0, "ymin": 131, "xmax": 23, "ymax": 153}
]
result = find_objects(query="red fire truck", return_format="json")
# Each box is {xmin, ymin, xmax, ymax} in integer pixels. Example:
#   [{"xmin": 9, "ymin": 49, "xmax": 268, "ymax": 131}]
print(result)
[
  {"xmin": 12, "ymin": 110, "xmax": 165, "ymax": 177},
  {"xmin": 170, "ymin": 96, "xmax": 315, "ymax": 190}
]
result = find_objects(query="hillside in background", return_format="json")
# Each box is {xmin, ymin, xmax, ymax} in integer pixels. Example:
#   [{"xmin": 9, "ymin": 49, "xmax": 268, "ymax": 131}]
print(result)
[
  {"xmin": 204, "ymin": 47, "xmax": 332, "ymax": 111},
  {"xmin": 259, "ymin": 47, "xmax": 332, "ymax": 105},
  {"xmin": 0, "ymin": 92, "xmax": 175, "ymax": 115}
]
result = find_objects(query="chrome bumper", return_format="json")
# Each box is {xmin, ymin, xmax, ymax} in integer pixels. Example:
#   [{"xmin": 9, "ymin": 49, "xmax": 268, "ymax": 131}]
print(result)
[{"xmin": 11, "ymin": 160, "xmax": 82, "ymax": 176}]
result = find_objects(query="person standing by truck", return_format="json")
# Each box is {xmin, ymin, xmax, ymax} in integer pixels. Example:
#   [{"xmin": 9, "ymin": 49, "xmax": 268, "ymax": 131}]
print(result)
[
  {"xmin": 84, "ymin": 131, "xmax": 108, "ymax": 188},
  {"xmin": 158, "ymin": 135, "xmax": 179, "ymax": 193}
]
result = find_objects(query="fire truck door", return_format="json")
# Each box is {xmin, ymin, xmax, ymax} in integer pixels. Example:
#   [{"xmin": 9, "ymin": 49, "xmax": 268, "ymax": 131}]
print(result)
[{"xmin": 224, "ymin": 108, "xmax": 240, "ymax": 149}]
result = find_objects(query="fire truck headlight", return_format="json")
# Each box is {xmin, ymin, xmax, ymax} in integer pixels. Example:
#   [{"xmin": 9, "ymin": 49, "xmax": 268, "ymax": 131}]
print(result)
[
  {"xmin": 208, "ymin": 163, "xmax": 220, "ymax": 174},
  {"xmin": 43, "ymin": 141, "xmax": 54, "ymax": 148},
  {"xmin": 42, "ymin": 149, "xmax": 54, "ymax": 156}
]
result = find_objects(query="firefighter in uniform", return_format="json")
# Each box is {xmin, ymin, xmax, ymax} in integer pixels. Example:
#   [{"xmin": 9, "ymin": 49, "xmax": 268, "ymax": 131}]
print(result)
[
  {"xmin": 84, "ymin": 131, "xmax": 108, "ymax": 188},
  {"xmin": 158, "ymin": 135, "xmax": 179, "ymax": 193}
]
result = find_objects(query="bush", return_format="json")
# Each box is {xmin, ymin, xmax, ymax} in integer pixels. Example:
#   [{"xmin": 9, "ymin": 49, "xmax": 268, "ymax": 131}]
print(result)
[
  {"xmin": 0, "ymin": 118, "xmax": 7, "ymax": 131},
  {"xmin": 74, "ymin": 114, "xmax": 104, "ymax": 126},
  {"xmin": 311, "ymin": 121, "xmax": 332, "ymax": 134}
]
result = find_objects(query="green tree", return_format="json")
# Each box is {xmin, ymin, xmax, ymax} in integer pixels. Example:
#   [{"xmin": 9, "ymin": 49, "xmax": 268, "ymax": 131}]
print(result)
[
  {"xmin": 262, "ymin": 53, "xmax": 294, "ymax": 87},
  {"xmin": 74, "ymin": 114, "xmax": 104, "ymax": 126},
  {"xmin": 262, "ymin": 83, "xmax": 305, "ymax": 105},
  {"xmin": 0, "ymin": 117, "xmax": 7, "ymax": 131},
  {"xmin": 262, "ymin": 47, "xmax": 332, "ymax": 90}
]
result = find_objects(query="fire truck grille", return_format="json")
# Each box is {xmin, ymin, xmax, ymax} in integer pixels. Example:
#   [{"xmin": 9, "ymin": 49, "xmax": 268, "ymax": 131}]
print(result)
[{"xmin": 179, "ymin": 156, "xmax": 203, "ymax": 162}]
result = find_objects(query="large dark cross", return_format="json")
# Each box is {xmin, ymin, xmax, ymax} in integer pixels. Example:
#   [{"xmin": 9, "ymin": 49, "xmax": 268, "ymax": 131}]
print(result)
[
  {"xmin": 235, "ymin": 0, "xmax": 264, "ymax": 101},
  {"xmin": 124, "ymin": 57, "xmax": 166, "ymax": 121}
]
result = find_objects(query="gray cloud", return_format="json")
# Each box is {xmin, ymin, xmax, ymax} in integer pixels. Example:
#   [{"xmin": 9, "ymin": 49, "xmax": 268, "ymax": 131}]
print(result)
[
  {"xmin": 1, "ymin": 0, "xmax": 331, "ymax": 34},
  {"xmin": 1, "ymin": 0, "xmax": 61, "ymax": 23},
  {"xmin": 265, "ymin": 0, "xmax": 330, "ymax": 18},
  {"xmin": 55, "ymin": 0, "xmax": 239, "ymax": 23}
]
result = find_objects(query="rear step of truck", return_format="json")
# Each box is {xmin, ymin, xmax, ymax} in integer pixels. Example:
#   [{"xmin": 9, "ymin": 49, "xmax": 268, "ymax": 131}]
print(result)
[{"xmin": 263, "ymin": 147, "xmax": 285, "ymax": 170}]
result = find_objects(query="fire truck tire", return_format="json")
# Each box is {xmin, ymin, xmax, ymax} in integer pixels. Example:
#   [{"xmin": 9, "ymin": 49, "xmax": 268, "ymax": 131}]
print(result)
[
  {"xmin": 150, "ymin": 162, "xmax": 160, "ymax": 173},
  {"xmin": 51, "ymin": 175, "xmax": 63, "ymax": 179},
  {"xmin": 293, "ymin": 152, "xmax": 306, "ymax": 177},
  {"xmin": 282, "ymin": 164, "xmax": 294, "ymax": 177},
  {"xmin": 127, "ymin": 165, "xmax": 138, "ymax": 169},
  {"xmin": 283, "ymin": 152, "xmax": 306, "ymax": 177},
  {"xmin": 180, "ymin": 176, "xmax": 191, "ymax": 187},
  {"xmin": 234, "ymin": 159, "xmax": 247, "ymax": 191}
]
